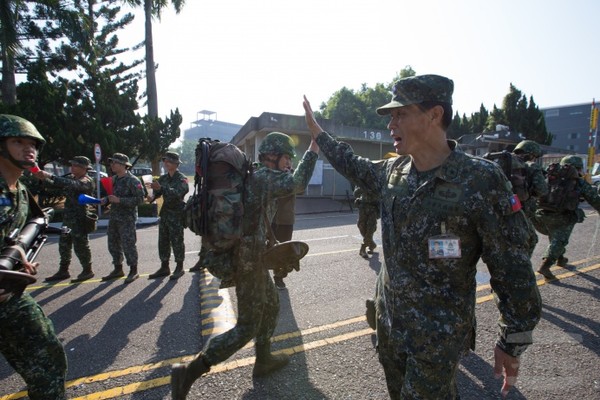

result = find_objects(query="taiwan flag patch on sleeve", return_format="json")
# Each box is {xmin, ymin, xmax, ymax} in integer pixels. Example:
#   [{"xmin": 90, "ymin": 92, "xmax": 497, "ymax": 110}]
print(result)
[{"xmin": 510, "ymin": 194, "xmax": 522, "ymax": 212}]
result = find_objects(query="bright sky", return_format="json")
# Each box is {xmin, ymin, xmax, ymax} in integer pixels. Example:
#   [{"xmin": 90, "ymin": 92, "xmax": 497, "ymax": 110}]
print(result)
[{"xmin": 120, "ymin": 0, "xmax": 599, "ymax": 133}]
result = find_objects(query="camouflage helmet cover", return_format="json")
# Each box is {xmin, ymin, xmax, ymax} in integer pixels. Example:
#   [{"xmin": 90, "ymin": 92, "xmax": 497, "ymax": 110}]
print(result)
[
  {"xmin": 259, "ymin": 132, "xmax": 296, "ymax": 158},
  {"xmin": 513, "ymin": 140, "xmax": 542, "ymax": 158},
  {"xmin": 0, "ymin": 114, "xmax": 46, "ymax": 148},
  {"xmin": 560, "ymin": 155, "xmax": 584, "ymax": 169}
]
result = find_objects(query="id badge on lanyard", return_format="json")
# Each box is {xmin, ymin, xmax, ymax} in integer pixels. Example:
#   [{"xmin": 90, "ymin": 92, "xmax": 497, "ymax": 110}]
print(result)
[{"xmin": 428, "ymin": 222, "xmax": 461, "ymax": 259}]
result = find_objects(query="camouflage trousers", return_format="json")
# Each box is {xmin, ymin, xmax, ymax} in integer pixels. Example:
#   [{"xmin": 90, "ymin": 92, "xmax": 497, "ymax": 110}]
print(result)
[
  {"xmin": 533, "ymin": 210, "xmax": 577, "ymax": 263},
  {"xmin": 59, "ymin": 219, "xmax": 92, "ymax": 268},
  {"xmin": 158, "ymin": 212, "xmax": 185, "ymax": 262},
  {"xmin": 0, "ymin": 293, "xmax": 67, "ymax": 400},
  {"xmin": 107, "ymin": 217, "xmax": 138, "ymax": 267},
  {"xmin": 203, "ymin": 244, "xmax": 279, "ymax": 365},
  {"xmin": 357, "ymin": 206, "xmax": 378, "ymax": 247},
  {"xmin": 376, "ymin": 323, "xmax": 461, "ymax": 400}
]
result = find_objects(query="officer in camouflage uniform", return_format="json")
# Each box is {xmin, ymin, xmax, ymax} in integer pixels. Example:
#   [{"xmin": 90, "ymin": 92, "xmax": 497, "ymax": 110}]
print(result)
[
  {"xmin": 534, "ymin": 155, "xmax": 600, "ymax": 279},
  {"xmin": 512, "ymin": 140, "xmax": 548, "ymax": 222},
  {"xmin": 354, "ymin": 186, "xmax": 379, "ymax": 258},
  {"xmin": 35, "ymin": 156, "xmax": 96, "ymax": 283},
  {"xmin": 147, "ymin": 151, "xmax": 189, "ymax": 280},
  {"xmin": 0, "ymin": 114, "xmax": 67, "ymax": 399},
  {"xmin": 303, "ymin": 75, "xmax": 542, "ymax": 399},
  {"xmin": 171, "ymin": 132, "xmax": 319, "ymax": 399},
  {"xmin": 101, "ymin": 153, "xmax": 145, "ymax": 284}
]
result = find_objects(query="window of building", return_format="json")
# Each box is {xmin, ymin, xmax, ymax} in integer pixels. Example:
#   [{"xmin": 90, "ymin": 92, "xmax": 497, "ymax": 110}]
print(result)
[
  {"xmin": 545, "ymin": 109, "xmax": 559, "ymax": 117},
  {"xmin": 569, "ymin": 132, "xmax": 580, "ymax": 139}
]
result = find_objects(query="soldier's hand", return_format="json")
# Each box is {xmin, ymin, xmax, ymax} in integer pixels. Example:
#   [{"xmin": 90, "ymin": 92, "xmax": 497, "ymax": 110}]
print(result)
[
  {"xmin": 107, "ymin": 195, "xmax": 120, "ymax": 203},
  {"xmin": 493, "ymin": 345, "xmax": 520, "ymax": 398},
  {"xmin": 150, "ymin": 181, "xmax": 161, "ymax": 190},
  {"xmin": 303, "ymin": 95, "xmax": 324, "ymax": 139}
]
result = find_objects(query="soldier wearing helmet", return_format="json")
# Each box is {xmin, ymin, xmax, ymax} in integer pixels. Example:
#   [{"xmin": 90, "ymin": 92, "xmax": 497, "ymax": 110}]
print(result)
[
  {"xmin": 258, "ymin": 132, "xmax": 298, "ymax": 289},
  {"xmin": 33, "ymin": 156, "xmax": 96, "ymax": 283},
  {"xmin": 171, "ymin": 132, "xmax": 319, "ymax": 399},
  {"xmin": 0, "ymin": 114, "xmax": 68, "ymax": 399},
  {"xmin": 534, "ymin": 155, "xmax": 600, "ymax": 279},
  {"xmin": 512, "ymin": 140, "xmax": 548, "ymax": 224}
]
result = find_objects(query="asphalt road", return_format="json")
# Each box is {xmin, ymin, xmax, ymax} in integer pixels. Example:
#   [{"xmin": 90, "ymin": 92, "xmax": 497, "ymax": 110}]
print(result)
[{"xmin": 1, "ymin": 206, "xmax": 599, "ymax": 400}]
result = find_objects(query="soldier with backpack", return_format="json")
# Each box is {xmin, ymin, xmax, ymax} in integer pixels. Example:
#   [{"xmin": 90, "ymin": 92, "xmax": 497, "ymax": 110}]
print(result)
[
  {"xmin": 534, "ymin": 155, "xmax": 600, "ymax": 279},
  {"xmin": 171, "ymin": 132, "xmax": 319, "ymax": 399},
  {"xmin": 512, "ymin": 140, "xmax": 548, "ymax": 221}
]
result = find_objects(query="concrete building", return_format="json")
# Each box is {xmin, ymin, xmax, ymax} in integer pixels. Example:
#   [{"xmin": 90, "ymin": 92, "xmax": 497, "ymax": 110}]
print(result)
[
  {"xmin": 183, "ymin": 110, "xmax": 242, "ymax": 143},
  {"xmin": 542, "ymin": 102, "xmax": 598, "ymax": 153}
]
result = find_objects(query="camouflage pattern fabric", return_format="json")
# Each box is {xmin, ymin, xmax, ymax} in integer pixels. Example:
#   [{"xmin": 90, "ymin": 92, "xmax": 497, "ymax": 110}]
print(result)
[
  {"xmin": 202, "ymin": 150, "xmax": 317, "ymax": 366},
  {"xmin": 107, "ymin": 172, "xmax": 144, "ymax": 267},
  {"xmin": 521, "ymin": 160, "xmax": 548, "ymax": 220},
  {"xmin": 0, "ymin": 176, "xmax": 67, "ymax": 399},
  {"xmin": 316, "ymin": 132, "xmax": 541, "ymax": 398},
  {"xmin": 154, "ymin": 170, "xmax": 189, "ymax": 262},
  {"xmin": 534, "ymin": 177, "xmax": 600, "ymax": 263},
  {"xmin": 273, "ymin": 194, "xmax": 296, "ymax": 279},
  {"xmin": 354, "ymin": 187, "xmax": 379, "ymax": 249},
  {"xmin": 49, "ymin": 173, "xmax": 95, "ymax": 268}
]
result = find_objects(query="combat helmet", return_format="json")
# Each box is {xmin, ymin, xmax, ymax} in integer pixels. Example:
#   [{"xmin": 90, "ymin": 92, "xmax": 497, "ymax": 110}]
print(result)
[
  {"xmin": 0, "ymin": 114, "xmax": 46, "ymax": 168},
  {"xmin": 258, "ymin": 132, "xmax": 296, "ymax": 158},
  {"xmin": 560, "ymin": 155, "xmax": 584, "ymax": 170},
  {"xmin": 513, "ymin": 140, "xmax": 542, "ymax": 158}
]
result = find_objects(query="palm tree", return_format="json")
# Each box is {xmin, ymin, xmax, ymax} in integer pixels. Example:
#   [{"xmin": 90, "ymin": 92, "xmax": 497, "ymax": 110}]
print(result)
[{"xmin": 123, "ymin": 0, "xmax": 185, "ymax": 119}]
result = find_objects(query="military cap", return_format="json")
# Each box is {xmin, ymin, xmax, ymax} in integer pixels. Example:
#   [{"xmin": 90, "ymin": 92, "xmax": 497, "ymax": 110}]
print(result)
[
  {"xmin": 377, "ymin": 74, "xmax": 454, "ymax": 115},
  {"xmin": 0, "ymin": 114, "xmax": 46, "ymax": 148},
  {"xmin": 108, "ymin": 153, "xmax": 132, "ymax": 167},
  {"xmin": 69, "ymin": 156, "xmax": 93, "ymax": 170},
  {"xmin": 162, "ymin": 151, "xmax": 181, "ymax": 164}
]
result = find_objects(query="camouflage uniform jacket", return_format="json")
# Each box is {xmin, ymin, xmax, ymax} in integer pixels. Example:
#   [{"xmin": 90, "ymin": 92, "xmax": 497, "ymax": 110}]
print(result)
[
  {"xmin": 316, "ymin": 131, "xmax": 541, "ymax": 357},
  {"xmin": 48, "ymin": 173, "xmax": 94, "ymax": 221},
  {"xmin": 576, "ymin": 177, "xmax": 600, "ymax": 213},
  {"xmin": 153, "ymin": 170, "xmax": 189, "ymax": 216},
  {"xmin": 109, "ymin": 172, "xmax": 144, "ymax": 220},
  {"xmin": 0, "ymin": 176, "xmax": 29, "ymax": 242},
  {"xmin": 522, "ymin": 161, "xmax": 548, "ymax": 216},
  {"xmin": 241, "ymin": 151, "xmax": 318, "ymax": 261}
]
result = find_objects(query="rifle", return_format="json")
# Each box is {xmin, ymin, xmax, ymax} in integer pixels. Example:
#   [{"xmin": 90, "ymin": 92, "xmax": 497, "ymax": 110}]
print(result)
[{"xmin": 0, "ymin": 208, "xmax": 61, "ymax": 296}]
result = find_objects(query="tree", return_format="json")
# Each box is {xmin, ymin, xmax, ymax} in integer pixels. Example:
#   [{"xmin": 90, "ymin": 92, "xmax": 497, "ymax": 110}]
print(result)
[
  {"xmin": 0, "ymin": 0, "xmax": 62, "ymax": 105},
  {"xmin": 122, "ymin": 0, "xmax": 186, "ymax": 173}
]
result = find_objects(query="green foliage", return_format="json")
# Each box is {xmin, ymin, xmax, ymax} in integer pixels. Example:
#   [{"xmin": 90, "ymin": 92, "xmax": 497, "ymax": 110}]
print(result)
[{"xmin": 317, "ymin": 66, "xmax": 551, "ymax": 145}]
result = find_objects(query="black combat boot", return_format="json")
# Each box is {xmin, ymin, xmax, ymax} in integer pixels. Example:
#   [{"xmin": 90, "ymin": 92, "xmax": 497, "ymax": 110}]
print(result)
[
  {"xmin": 71, "ymin": 265, "xmax": 94, "ymax": 283},
  {"xmin": 171, "ymin": 353, "xmax": 211, "ymax": 400},
  {"xmin": 101, "ymin": 265, "xmax": 124, "ymax": 281},
  {"xmin": 253, "ymin": 343, "xmax": 290, "ymax": 377},
  {"xmin": 170, "ymin": 261, "xmax": 185, "ymax": 280},
  {"xmin": 124, "ymin": 265, "xmax": 139, "ymax": 284},
  {"xmin": 557, "ymin": 256, "xmax": 569, "ymax": 267},
  {"xmin": 45, "ymin": 265, "xmax": 70, "ymax": 282},
  {"xmin": 359, "ymin": 244, "xmax": 368, "ymax": 259},
  {"xmin": 367, "ymin": 240, "xmax": 377, "ymax": 254},
  {"xmin": 537, "ymin": 258, "xmax": 556, "ymax": 280},
  {"xmin": 189, "ymin": 258, "xmax": 205, "ymax": 272},
  {"xmin": 149, "ymin": 261, "xmax": 170, "ymax": 279}
]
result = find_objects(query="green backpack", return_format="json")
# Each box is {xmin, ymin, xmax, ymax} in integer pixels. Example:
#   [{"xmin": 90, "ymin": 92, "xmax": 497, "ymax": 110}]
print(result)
[
  {"xmin": 483, "ymin": 150, "xmax": 531, "ymax": 202},
  {"xmin": 537, "ymin": 162, "xmax": 580, "ymax": 212},
  {"xmin": 184, "ymin": 138, "xmax": 252, "ymax": 282}
]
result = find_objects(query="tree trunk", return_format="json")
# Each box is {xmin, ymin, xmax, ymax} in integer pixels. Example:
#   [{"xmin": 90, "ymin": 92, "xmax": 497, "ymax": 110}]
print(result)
[{"xmin": 145, "ymin": 0, "xmax": 158, "ymax": 119}]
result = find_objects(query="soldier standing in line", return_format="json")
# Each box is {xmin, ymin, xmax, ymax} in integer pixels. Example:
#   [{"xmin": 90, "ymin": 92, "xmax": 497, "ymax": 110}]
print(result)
[
  {"xmin": 101, "ymin": 153, "xmax": 145, "ymax": 284},
  {"xmin": 147, "ymin": 151, "xmax": 189, "ymax": 280},
  {"xmin": 534, "ymin": 155, "xmax": 600, "ymax": 279},
  {"xmin": 354, "ymin": 186, "xmax": 379, "ymax": 258},
  {"xmin": 0, "ymin": 114, "xmax": 67, "ymax": 399},
  {"xmin": 170, "ymin": 132, "xmax": 319, "ymax": 399},
  {"xmin": 512, "ymin": 140, "xmax": 548, "ymax": 223},
  {"xmin": 303, "ymin": 74, "xmax": 541, "ymax": 399},
  {"xmin": 35, "ymin": 156, "xmax": 96, "ymax": 283}
]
